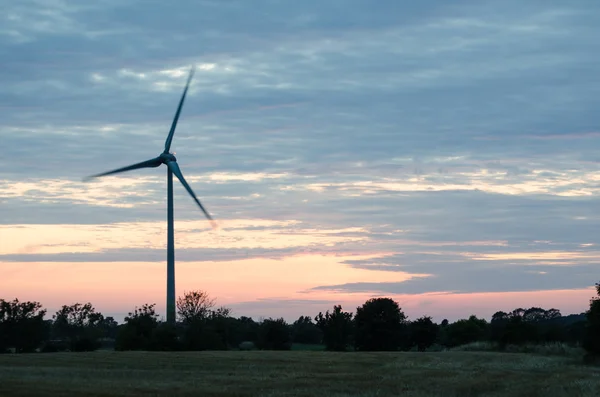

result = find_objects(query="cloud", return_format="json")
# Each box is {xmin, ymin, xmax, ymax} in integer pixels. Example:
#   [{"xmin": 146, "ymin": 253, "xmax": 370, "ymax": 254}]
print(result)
[
  {"xmin": 0, "ymin": 220, "xmax": 371, "ymax": 263},
  {"xmin": 310, "ymin": 250, "xmax": 599, "ymax": 295}
]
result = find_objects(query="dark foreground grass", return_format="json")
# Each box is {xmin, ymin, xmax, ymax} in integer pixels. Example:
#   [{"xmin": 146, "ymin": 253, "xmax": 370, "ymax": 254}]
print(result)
[{"xmin": 1, "ymin": 350, "xmax": 599, "ymax": 397}]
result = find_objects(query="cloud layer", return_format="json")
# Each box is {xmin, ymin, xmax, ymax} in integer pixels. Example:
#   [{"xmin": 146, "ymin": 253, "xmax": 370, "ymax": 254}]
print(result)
[{"xmin": 1, "ymin": 0, "xmax": 600, "ymax": 320}]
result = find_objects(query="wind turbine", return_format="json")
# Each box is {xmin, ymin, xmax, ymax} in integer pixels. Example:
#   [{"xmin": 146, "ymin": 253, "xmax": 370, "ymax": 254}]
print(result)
[{"xmin": 83, "ymin": 65, "xmax": 216, "ymax": 324}]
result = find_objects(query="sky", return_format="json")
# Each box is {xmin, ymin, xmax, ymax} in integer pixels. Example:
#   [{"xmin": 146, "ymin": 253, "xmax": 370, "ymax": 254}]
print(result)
[{"xmin": 1, "ymin": 0, "xmax": 600, "ymax": 324}]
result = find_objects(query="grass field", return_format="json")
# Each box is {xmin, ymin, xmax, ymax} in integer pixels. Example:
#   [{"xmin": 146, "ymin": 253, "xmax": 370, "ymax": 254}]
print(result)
[{"xmin": 1, "ymin": 350, "xmax": 599, "ymax": 397}]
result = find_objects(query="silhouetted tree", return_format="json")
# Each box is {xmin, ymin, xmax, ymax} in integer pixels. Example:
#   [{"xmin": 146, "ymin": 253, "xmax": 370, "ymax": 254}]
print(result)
[
  {"xmin": 234, "ymin": 316, "xmax": 260, "ymax": 345},
  {"xmin": 354, "ymin": 298, "xmax": 406, "ymax": 351},
  {"xmin": 99, "ymin": 316, "xmax": 119, "ymax": 339},
  {"xmin": 408, "ymin": 316, "xmax": 439, "ymax": 351},
  {"xmin": 5, "ymin": 291, "xmax": 598, "ymax": 355},
  {"xmin": 176, "ymin": 290, "xmax": 216, "ymax": 323},
  {"xmin": 523, "ymin": 307, "xmax": 549, "ymax": 323},
  {"xmin": 179, "ymin": 301, "xmax": 234, "ymax": 351},
  {"xmin": 315, "ymin": 305, "xmax": 354, "ymax": 351},
  {"xmin": 583, "ymin": 282, "xmax": 600, "ymax": 357},
  {"xmin": 490, "ymin": 307, "xmax": 569, "ymax": 348},
  {"xmin": 204, "ymin": 306, "xmax": 236, "ymax": 350},
  {"xmin": 520, "ymin": 307, "xmax": 565, "ymax": 343},
  {"xmin": 148, "ymin": 322, "xmax": 180, "ymax": 351},
  {"xmin": 445, "ymin": 315, "xmax": 488, "ymax": 347},
  {"xmin": 256, "ymin": 318, "xmax": 291, "ymax": 350},
  {"xmin": 564, "ymin": 315, "xmax": 587, "ymax": 346},
  {"xmin": 115, "ymin": 303, "xmax": 159, "ymax": 351},
  {"xmin": 436, "ymin": 318, "xmax": 450, "ymax": 346},
  {"xmin": 509, "ymin": 309, "xmax": 539, "ymax": 345},
  {"xmin": 489, "ymin": 311, "xmax": 509, "ymax": 346},
  {"xmin": 0, "ymin": 298, "xmax": 48, "ymax": 353},
  {"xmin": 52, "ymin": 303, "xmax": 104, "ymax": 351},
  {"xmin": 291, "ymin": 315, "xmax": 323, "ymax": 345}
]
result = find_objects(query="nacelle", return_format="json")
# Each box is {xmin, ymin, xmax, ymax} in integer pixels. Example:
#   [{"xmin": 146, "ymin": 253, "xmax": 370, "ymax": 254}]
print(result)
[{"xmin": 160, "ymin": 152, "xmax": 177, "ymax": 163}]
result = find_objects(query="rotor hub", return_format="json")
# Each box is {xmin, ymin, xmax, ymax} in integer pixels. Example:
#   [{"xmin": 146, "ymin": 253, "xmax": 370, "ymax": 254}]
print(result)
[{"xmin": 160, "ymin": 152, "xmax": 177, "ymax": 163}]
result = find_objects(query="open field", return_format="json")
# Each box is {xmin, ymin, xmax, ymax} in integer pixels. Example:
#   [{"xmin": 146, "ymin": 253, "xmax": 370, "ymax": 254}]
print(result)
[{"xmin": 1, "ymin": 351, "xmax": 599, "ymax": 397}]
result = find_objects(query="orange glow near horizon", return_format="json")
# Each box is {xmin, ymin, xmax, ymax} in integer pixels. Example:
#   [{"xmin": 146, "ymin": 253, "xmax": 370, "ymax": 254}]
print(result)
[
  {"xmin": 0, "ymin": 253, "xmax": 594, "ymax": 322},
  {"xmin": 0, "ymin": 254, "xmax": 417, "ymax": 315},
  {"xmin": 1, "ymin": 219, "xmax": 596, "ymax": 323}
]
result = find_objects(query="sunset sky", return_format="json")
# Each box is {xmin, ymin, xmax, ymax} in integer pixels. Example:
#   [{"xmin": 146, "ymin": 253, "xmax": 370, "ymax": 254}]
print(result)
[{"xmin": 1, "ymin": 0, "xmax": 599, "ymax": 323}]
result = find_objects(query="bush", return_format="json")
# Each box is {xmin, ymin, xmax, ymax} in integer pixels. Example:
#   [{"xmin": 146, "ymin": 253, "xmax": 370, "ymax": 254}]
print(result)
[
  {"xmin": 40, "ymin": 345, "xmax": 59, "ymax": 353},
  {"xmin": 257, "ymin": 318, "xmax": 291, "ymax": 350},
  {"xmin": 450, "ymin": 341, "xmax": 497, "ymax": 352},
  {"xmin": 451, "ymin": 341, "xmax": 583, "ymax": 357},
  {"xmin": 115, "ymin": 304, "xmax": 160, "ymax": 351},
  {"xmin": 40, "ymin": 340, "xmax": 70, "ymax": 353},
  {"xmin": 148, "ymin": 323, "xmax": 180, "ymax": 351},
  {"xmin": 583, "ymin": 353, "xmax": 600, "ymax": 366},
  {"xmin": 115, "ymin": 325, "xmax": 146, "ymax": 351},
  {"xmin": 504, "ymin": 342, "xmax": 583, "ymax": 357},
  {"xmin": 425, "ymin": 343, "xmax": 446, "ymax": 352},
  {"xmin": 408, "ymin": 316, "xmax": 439, "ymax": 351},
  {"xmin": 72, "ymin": 337, "xmax": 100, "ymax": 352},
  {"xmin": 239, "ymin": 341, "xmax": 255, "ymax": 350},
  {"xmin": 445, "ymin": 316, "xmax": 489, "ymax": 348},
  {"xmin": 182, "ymin": 321, "xmax": 227, "ymax": 351},
  {"xmin": 291, "ymin": 316, "xmax": 322, "ymax": 345},
  {"xmin": 583, "ymin": 283, "xmax": 600, "ymax": 357}
]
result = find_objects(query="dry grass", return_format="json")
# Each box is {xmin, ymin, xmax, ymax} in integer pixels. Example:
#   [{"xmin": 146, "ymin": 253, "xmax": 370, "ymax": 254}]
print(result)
[{"xmin": 0, "ymin": 350, "xmax": 599, "ymax": 396}]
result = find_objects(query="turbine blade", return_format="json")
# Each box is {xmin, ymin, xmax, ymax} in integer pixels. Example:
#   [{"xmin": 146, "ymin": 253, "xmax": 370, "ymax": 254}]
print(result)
[
  {"xmin": 83, "ymin": 157, "xmax": 162, "ymax": 182},
  {"xmin": 166, "ymin": 161, "xmax": 216, "ymax": 228},
  {"xmin": 164, "ymin": 65, "xmax": 195, "ymax": 153}
]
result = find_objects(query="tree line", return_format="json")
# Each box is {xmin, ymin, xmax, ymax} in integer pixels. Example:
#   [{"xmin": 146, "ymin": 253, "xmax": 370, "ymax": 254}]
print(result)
[{"xmin": 1, "ymin": 283, "xmax": 599, "ymax": 360}]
